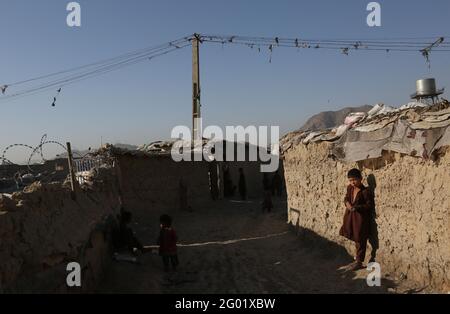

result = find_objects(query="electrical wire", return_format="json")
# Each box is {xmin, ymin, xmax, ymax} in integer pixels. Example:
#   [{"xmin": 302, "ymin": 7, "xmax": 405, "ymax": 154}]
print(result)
[
  {"xmin": 1, "ymin": 33, "xmax": 449, "ymax": 104},
  {"xmin": 0, "ymin": 40, "xmax": 191, "ymax": 103},
  {"xmin": 7, "ymin": 36, "xmax": 191, "ymax": 87}
]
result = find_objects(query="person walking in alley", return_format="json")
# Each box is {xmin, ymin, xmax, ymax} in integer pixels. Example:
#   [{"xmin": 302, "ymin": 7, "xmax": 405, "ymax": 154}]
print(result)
[
  {"xmin": 157, "ymin": 214, "xmax": 179, "ymax": 272},
  {"xmin": 262, "ymin": 173, "xmax": 273, "ymax": 212},
  {"xmin": 339, "ymin": 168, "xmax": 374, "ymax": 271},
  {"xmin": 238, "ymin": 168, "xmax": 247, "ymax": 200},
  {"xmin": 271, "ymin": 170, "xmax": 283, "ymax": 197},
  {"xmin": 179, "ymin": 177, "xmax": 188, "ymax": 211},
  {"xmin": 223, "ymin": 165, "xmax": 236, "ymax": 197}
]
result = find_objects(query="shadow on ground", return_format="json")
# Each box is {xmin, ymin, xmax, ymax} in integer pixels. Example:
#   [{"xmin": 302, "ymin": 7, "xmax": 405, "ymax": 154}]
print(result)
[{"xmin": 97, "ymin": 197, "xmax": 397, "ymax": 294}]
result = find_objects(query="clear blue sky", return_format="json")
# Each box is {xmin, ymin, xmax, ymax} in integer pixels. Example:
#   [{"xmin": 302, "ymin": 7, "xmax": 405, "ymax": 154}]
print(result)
[{"xmin": 1, "ymin": 0, "xmax": 450, "ymax": 162}]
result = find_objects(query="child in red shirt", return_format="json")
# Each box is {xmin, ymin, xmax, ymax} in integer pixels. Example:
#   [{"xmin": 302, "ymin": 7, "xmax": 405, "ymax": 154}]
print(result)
[{"xmin": 157, "ymin": 214, "xmax": 179, "ymax": 272}]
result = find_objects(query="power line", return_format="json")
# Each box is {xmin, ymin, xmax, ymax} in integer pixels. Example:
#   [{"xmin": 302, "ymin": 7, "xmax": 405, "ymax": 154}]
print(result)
[
  {"xmin": 199, "ymin": 34, "xmax": 450, "ymax": 51},
  {"xmin": 0, "ymin": 39, "xmax": 191, "ymax": 103},
  {"xmin": 1, "ymin": 33, "xmax": 449, "ymax": 104},
  {"xmin": 202, "ymin": 38, "xmax": 450, "ymax": 51},
  {"xmin": 7, "ymin": 36, "xmax": 191, "ymax": 87}
]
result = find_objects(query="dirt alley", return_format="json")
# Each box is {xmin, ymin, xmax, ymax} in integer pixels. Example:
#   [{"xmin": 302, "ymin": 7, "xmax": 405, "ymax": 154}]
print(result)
[{"xmin": 98, "ymin": 197, "xmax": 414, "ymax": 294}]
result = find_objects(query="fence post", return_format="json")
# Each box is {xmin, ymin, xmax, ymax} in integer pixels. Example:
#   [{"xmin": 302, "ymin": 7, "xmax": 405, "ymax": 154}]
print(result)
[
  {"xmin": 66, "ymin": 142, "xmax": 77, "ymax": 195},
  {"xmin": 114, "ymin": 157, "xmax": 124, "ymax": 213}
]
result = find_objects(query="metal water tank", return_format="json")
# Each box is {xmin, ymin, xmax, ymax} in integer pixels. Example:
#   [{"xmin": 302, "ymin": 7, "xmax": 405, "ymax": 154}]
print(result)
[{"xmin": 416, "ymin": 78, "xmax": 437, "ymax": 96}]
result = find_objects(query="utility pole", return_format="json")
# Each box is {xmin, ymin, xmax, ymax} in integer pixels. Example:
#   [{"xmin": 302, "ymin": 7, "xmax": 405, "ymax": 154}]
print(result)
[{"xmin": 192, "ymin": 33, "xmax": 201, "ymax": 142}]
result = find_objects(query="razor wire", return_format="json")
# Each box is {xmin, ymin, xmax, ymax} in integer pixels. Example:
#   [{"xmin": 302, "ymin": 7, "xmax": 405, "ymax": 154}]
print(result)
[{"xmin": 1, "ymin": 134, "xmax": 67, "ymax": 173}]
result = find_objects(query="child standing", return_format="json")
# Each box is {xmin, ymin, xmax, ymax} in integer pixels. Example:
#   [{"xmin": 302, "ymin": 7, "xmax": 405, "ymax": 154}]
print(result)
[
  {"xmin": 339, "ymin": 168, "xmax": 374, "ymax": 271},
  {"xmin": 112, "ymin": 209, "xmax": 144, "ymax": 255},
  {"xmin": 157, "ymin": 214, "xmax": 179, "ymax": 272}
]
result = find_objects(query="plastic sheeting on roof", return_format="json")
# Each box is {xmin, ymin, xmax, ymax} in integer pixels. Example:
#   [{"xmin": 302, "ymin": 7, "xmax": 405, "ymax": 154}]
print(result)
[
  {"xmin": 138, "ymin": 140, "xmax": 175, "ymax": 153},
  {"xmin": 281, "ymin": 99, "xmax": 450, "ymax": 162},
  {"xmin": 333, "ymin": 103, "xmax": 450, "ymax": 161}
]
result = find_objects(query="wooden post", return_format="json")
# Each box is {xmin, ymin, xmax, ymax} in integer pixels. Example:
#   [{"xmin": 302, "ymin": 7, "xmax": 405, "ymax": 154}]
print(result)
[
  {"xmin": 114, "ymin": 157, "xmax": 125, "ymax": 213},
  {"xmin": 66, "ymin": 142, "xmax": 77, "ymax": 194},
  {"xmin": 192, "ymin": 33, "xmax": 201, "ymax": 142}
]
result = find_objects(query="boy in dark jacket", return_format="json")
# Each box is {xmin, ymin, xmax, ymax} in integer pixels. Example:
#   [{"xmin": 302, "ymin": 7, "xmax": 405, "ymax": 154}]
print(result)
[
  {"xmin": 339, "ymin": 168, "xmax": 374, "ymax": 271},
  {"xmin": 157, "ymin": 214, "xmax": 179, "ymax": 272},
  {"xmin": 113, "ymin": 209, "xmax": 144, "ymax": 255}
]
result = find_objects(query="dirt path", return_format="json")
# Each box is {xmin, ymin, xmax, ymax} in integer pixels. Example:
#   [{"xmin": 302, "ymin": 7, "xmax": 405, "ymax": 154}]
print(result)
[{"xmin": 98, "ymin": 198, "xmax": 401, "ymax": 294}]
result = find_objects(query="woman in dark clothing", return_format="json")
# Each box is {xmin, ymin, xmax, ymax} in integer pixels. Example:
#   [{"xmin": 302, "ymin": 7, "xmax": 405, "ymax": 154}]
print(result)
[
  {"xmin": 339, "ymin": 168, "xmax": 374, "ymax": 270},
  {"xmin": 238, "ymin": 168, "xmax": 247, "ymax": 200},
  {"xmin": 262, "ymin": 173, "xmax": 273, "ymax": 212},
  {"xmin": 113, "ymin": 209, "xmax": 144, "ymax": 254}
]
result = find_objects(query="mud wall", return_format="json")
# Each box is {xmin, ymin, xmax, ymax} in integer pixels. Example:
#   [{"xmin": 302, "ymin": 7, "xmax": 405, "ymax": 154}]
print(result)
[
  {"xmin": 0, "ymin": 158, "xmax": 68, "ymax": 179},
  {"xmin": 117, "ymin": 155, "xmax": 214, "ymax": 216},
  {"xmin": 283, "ymin": 142, "xmax": 450, "ymax": 291},
  {"xmin": 223, "ymin": 161, "xmax": 262, "ymax": 199},
  {"xmin": 116, "ymin": 155, "xmax": 280, "ymax": 216},
  {"xmin": 225, "ymin": 161, "xmax": 285, "ymax": 199},
  {"xmin": 0, "ymin": 168, "xmax": 120, "ymax": 293}
]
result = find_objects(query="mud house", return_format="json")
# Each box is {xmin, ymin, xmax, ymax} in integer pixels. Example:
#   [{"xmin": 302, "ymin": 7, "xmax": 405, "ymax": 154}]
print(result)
[
  {"xmin": 0, "ymin": 158, "xmax": 69, "ymax": 193},
  {"xmin": 281, "ymin": 100, "xmax": 450, "ymax": 291},
  {"xmin": 105, "ymin": 140, "xmax": 284, "ymax": 217},
  {"xmin": 0, "ymin": 137, "xmax": 287, "ymax": 292}
]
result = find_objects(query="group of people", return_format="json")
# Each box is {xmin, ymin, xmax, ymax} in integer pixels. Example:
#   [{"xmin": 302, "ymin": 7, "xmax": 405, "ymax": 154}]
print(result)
[
  {"xmin": 224, "ymin": 166, "xmax": 284, "ymax": 213},
  {"xmin": 112, "ymin": 210, "xmax": 179, "ymax": 273},
  {"xmin": 112, "ymin": 167, "xmax": 377, "ymax": 274}
]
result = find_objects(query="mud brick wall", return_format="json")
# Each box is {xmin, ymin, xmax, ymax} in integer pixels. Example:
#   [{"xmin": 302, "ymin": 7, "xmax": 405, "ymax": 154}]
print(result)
[
  {"xmin": 0, "ymin": 169, "xmax": 120, "ymax": 293},
  {"xmin": 225, "ymin": 161, "xmax": 285, "ymax": 199},
  {"xmin": 283, "ymin": 142, "xmax": 450, "ymax": 291},
  {"xmin": 116, "ymin": 155, "xmax": 279, "ymax": 215},
  {"xmin": 116, "ymin": 155, "xmax": 214, "ymax": 216}
]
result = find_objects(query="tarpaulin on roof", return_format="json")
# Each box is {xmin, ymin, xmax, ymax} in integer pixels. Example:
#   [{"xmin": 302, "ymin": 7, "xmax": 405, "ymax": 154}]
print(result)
[
  {"xmin": 332, "ymin": 118, "xmax": 450, "ymax": 162},
  {"xmin": 332, "ymin": 123, "xmax": 395, "ymax": 161},
  {"xmin": 281, "ymin": 100, "xmax": 450, "ymax": 162}
]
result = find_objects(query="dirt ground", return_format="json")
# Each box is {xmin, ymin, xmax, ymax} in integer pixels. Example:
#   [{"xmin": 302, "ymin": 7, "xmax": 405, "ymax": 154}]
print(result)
[{"xmin": 97, "ymin": 197, "xmax": 418, "ymax": 294}]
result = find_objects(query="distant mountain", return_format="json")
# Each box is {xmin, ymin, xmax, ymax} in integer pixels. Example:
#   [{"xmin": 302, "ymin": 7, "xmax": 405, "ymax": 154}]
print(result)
[{"xmin": 299, "ymin": 105, "xmax": 373, "ymax": 132}]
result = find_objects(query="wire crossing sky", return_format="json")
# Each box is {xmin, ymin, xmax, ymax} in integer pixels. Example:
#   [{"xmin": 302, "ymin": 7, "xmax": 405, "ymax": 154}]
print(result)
[
  {"xmin": 2, "ymin": 33, "xmax": 449, "ymax": 103},
  {"xmin": 1, "ymin": 0, "xmax": 450, "ymax": 163},
  {"xmin": 0, "ymin": 37, "xmax": 191, "ymax": 102}
]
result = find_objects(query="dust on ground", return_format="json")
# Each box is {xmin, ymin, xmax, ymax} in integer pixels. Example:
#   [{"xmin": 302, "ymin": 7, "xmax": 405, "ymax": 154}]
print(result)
[{"xmin": 98, "ymin": 198, "xmax": 415, "ymax": 294}]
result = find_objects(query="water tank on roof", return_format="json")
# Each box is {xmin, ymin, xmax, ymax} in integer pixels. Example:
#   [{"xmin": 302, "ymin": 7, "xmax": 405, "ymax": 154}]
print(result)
[{"xmin": 416, "ymin": 78, "xmax": 437, "ymax": 96}]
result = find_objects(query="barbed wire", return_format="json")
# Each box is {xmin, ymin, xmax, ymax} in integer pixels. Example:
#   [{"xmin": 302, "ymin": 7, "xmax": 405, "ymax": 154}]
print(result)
[{"xmin": 0, "ymin": 134, "xmax": 67, "ymax": 173}]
